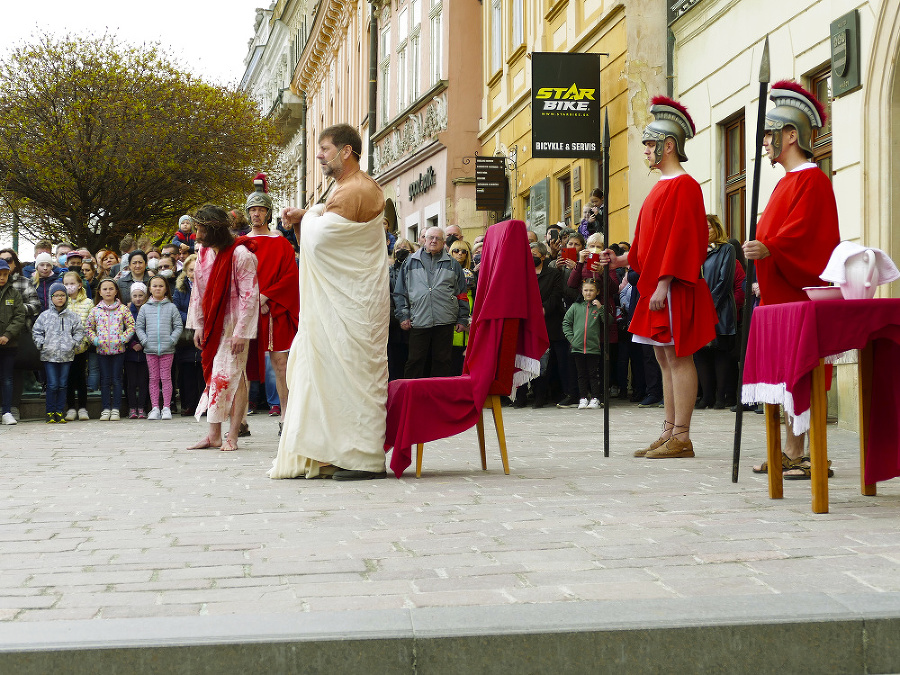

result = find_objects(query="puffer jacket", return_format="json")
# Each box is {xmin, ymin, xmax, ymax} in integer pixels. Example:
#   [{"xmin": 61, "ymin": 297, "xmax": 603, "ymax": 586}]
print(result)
[
  {"xmin": 136, "ymin": 297, "xmax": 183, "ymax": 356},
  {"xmin": 86, "ymin": 300, "xmax": 135, "ymax": 355},
  {"xmin": 562, "ymin": 299, "xmax": 605, "ymax": 355},
  {"xmin": 392, "ymin": 248, "xmax": 469, "ymax": 329},
  {"xmin": 66, "ymin": 292, "xmax": 94, "ymax": 354},
  {"xmin": 0, "ymin": 282, "xmax": 27, "ymax": 348},
  {"xmin": 32, "ymin": 306, "xmax": 84, "ymax": 363},
  {"xmin": 33, "ymin": 272, "xmax": 60, "ymax": 313}
]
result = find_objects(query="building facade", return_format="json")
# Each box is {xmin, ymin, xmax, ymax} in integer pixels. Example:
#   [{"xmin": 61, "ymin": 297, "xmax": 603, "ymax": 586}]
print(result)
[
  {"xmin": 479, "ymin": 0, "xmax": 668, "ymax": 244},
  {"xmin": 670, "ymin": 0, "xmax": 900, "ymax": 429},
  {"xmin": 371, "ymin": 0, "xmax": 482, "ymax": 243}
]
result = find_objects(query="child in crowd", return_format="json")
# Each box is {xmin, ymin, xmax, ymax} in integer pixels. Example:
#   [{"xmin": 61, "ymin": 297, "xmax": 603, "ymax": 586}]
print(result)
[
  {"xmin": 86, "ymin": 279, "xmax": 134, "ymax": 421},
  {"xmin": 63, "ymin": 271, "xmax": 93, "ymax": 421},
  {"xmin": 0, "ymin": 259, "xmax": 26, "ymax": 425},
  {"xmin": 31, "ymin": 252, "xmax": 60, "ymax": 313},
  {"xmin": 124, "ymin": 282, "xmax": 150, "ymax": 418},
  {"xmin": 172, "ymin": 255, "xmax": 203, "ymax": 417},
  {"xmin": 32, "ymin": 283, "xmax": 84, "ymax": 423},
  {"xmin": 136, "ymin": 275, "xmax": 183, "ymax": 420},
  {"xmin": 562, "ymin": 277, "xmax": 605, "ymax": 409},
  {"xmin": 171, "ymin": 215, "xmax": 196, "ymax": 252}
]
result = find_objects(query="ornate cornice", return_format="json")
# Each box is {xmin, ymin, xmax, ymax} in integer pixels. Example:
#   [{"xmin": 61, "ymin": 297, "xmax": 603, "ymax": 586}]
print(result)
[
  {"xmin": 294, "ymin": 0, "xmax": 351, "ymax": 93},
  {"xmin": 372, "ymin": 91, "xmax": 449, "ymax": 176}
]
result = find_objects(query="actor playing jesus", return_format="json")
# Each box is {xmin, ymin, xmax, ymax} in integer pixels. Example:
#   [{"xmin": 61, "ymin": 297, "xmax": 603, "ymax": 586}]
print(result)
[
  {"xmin": 186, "ymin": 205, "xmax": 259, "ymax": 452},
  {"xmin": 268, "ymin": 124, "xmax": 390, "ymax": 480},
  {"xmin": 744, "ymin": 81, "xmax": 840, "ymax": 478},
  {"xmin": 600, "ymin": 97, "xmax": 717, "ymax": 459}
]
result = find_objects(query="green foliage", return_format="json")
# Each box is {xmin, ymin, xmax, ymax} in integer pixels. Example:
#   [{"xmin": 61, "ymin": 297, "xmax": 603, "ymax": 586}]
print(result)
[{"xmin": 0, "ymin": 33, "xmax": 281, "ymax": 251}]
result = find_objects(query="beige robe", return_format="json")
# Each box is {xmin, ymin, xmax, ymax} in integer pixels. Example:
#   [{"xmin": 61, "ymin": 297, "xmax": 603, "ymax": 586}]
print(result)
[{"xmin": 268, "ymin": 200, "xmax": 389, "ymax": 478}]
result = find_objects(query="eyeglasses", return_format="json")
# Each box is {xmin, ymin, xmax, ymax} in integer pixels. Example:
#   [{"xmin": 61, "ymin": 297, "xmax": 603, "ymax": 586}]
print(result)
[
  {"xmin": 424, "ymin": 236, "xmax": 443, "ymax": 242},
  {"xmin": 450, "ymin": 249, "xmax": 466, "ymax": 255},
  {"xmin": 0, "ymin": 257, "xmax": 11, "ymax": 263}
]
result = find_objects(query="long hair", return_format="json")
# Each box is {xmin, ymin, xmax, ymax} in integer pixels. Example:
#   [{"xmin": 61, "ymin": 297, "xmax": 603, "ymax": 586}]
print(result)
[
  {"xmin": 448, "ymin": 239, "xmax": 473, "ymax": 270},
  {"xmin": 94, "ymin": 278, "xmax": 122, "ymax": 306},
  {"xmin": 61, "ymin": 270, "xmax": 88, "ymax": 303},
  {"xmin": 706, "ymin": 214, "xmax": 728, "ymax": 245},
  {"xmin": 194, "ymin": 204, "xmax": 236, "ymax": 250},
  {"xmin": 175, "ymin": 254, "xmax": 197, "ymax": 293},
  {"xmin": 147, "ymin": 274, "xmax": 172, "ymax": 301},
  {"xmin": 0, "ymin": 248, "xmax": 23, "ymax": 275}
]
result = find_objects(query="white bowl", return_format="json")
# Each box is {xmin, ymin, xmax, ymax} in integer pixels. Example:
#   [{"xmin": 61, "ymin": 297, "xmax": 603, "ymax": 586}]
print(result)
[{"xmin": 803, "ymin": 286, "xmax": 844, "ymax": 301}]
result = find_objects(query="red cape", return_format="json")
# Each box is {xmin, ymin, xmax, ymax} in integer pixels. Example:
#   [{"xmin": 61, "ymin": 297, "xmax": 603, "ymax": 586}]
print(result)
[
  {"xmin": 200, "ymin": 236, "xmax": 257, "ymax": 384},
  {"xmin": 627, "ymin": 174, "xmax": 717, "ymax": 357},
  {"xmin": 756, "ymin": 166, "xmax": 840, "ymax": 306},
  {"xmin": 246, "ymin": 235, "xmax": 299, "ymax": 380},
  {"xmin": 383, "ymin": 220, "xmax": 549, "ymax": 477}
]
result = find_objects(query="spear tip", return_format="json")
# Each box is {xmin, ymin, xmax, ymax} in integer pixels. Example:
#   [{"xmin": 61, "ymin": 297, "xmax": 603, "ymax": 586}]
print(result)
[{"xmin": 759, "ymin": 36, "xmax": 770, "ymax": 84}]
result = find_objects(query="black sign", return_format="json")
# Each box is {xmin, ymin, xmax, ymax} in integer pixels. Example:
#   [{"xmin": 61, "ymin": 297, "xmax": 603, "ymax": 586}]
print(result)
[
  {"xmin": 532, "ymin": 52, "xmax": 602, "ymax": 158},
  {"xmin": 831, "ymin": 10, "xmax": 861, "ymax": 98},
  {"xmin": 475, "ymin": 157, "xmax": 507, "ymax": 211}
]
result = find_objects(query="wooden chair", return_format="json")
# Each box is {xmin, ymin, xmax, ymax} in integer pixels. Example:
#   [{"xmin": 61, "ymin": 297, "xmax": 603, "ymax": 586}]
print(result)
[{"xmin": 415, "ymin": 318, "xmax": 520, "ymax": 478}]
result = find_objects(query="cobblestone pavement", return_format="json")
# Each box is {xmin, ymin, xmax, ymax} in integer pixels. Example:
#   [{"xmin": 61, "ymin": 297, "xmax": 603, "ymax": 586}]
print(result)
[{"xmin": 1, "ymin": 400, "xmax": 898, "ymax": 623}]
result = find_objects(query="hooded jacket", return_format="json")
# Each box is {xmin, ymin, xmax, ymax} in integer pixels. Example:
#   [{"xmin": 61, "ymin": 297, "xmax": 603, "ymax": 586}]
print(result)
[
  {"xmin": 86, "ymin": 300, "xmax": 135, "ymax": 355},
  {"xmin": 0, "ymin": 282, "xmax": 27, "ymax": 348},
  {"xmin": 32, "ymin": 305, "xmax": 84, "ymax": 363}
]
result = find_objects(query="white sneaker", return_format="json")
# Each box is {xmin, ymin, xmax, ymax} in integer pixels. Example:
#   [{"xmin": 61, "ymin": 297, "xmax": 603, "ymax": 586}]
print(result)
[
  {"xmin": 65, "ymin": 408, "xmax": 77, "ymax": 421},
  {"xmin": 577, "ymin": 398, "xmax": 589, "ymax": 409},
  {"xmin": 161, "ymin": 407, "xmax": 172, "ymax": 420},
  {"xmin": 147, "ymin": 407, "xmax": 160, "ymax": 420},
  {"xmin": 78, "ymin": 408, "xmax": 90, "ymax": 421},
  {"xmin": 109, "ymin": 409, "xmax": 121, "ymax": 421},
  {"xmin": 1, "ymin": 412, "xmax": 16, "ymax": 425},
  {"xmin": 587, "ymin": 398, "xmax": 601, "ymax": 409},
  {"xmin": 99, "ymin": 409, "xmax": 111, "ymax": 421}
]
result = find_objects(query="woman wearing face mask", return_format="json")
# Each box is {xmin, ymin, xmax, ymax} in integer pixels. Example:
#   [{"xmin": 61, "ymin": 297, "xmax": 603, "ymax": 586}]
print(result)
[
  {"xmin": 387, "ymin": 239, "xmax": 416, "ymax": 380},
  {"xmin": 156, "ymin": 256, "xmax": 178, "ymax": 296},
  {"xmin": 62, "ymin": 271, "xmax": 94, "ymax": 421}
]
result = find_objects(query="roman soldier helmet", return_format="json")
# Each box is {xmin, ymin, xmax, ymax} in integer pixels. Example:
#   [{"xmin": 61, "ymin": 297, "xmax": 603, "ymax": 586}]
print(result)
[
  {"xmin": 642, "ymin": 96, "xmax": 696, "ymax": 165},
  {"xmin": 245, "ymin": 172, "xmax": 273, "ymax": 223},
  {"xmin": 764, "ymin": 80, "xmax": 827, "ymax": 161}
]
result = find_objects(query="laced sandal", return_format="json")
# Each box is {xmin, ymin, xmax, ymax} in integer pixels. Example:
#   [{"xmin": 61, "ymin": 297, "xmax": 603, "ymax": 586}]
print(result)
[
  {"xmin": 752, "ymin": 452, "xmax": 802, "ymax": 474},
  {"xmin": 646, "ymin": 424, "xmax": 695, "ymax": 458},
  {"xmin": 635, "ymin": 420, "xmax": 674, "ymax": 457}
]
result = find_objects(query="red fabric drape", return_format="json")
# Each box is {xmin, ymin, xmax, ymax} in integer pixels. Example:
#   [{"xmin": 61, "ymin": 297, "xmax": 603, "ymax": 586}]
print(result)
[
  {"xmin": 383, "ymin": 220, "xmax": 549, "ymax": 477},
  {"xmin": 200, "ymin": 236, "xmax": 256, "ymax": 384}
]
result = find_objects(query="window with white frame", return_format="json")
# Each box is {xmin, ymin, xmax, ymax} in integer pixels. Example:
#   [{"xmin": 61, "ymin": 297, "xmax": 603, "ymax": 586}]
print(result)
[
  {"xmin": 410, "ymin": 0, "xmax": 421, "ymax": 102},
  {"xmin": 491, "ymin": 0, "xmax": 502, "ymax": 74},
  {"xmin": 397, "ymin": 8, "xmax": 408, "ymax": 111},
  {"xmin": 379, "ymin": 25, "xmax": 391, "ymax": 124},
  {"xmin": 512, "ymin": 0, "xmax": 524, "ymax": 48},
  {"xmin": 430, "ymin": 0, "xmax": 442, "ymax": 84}
]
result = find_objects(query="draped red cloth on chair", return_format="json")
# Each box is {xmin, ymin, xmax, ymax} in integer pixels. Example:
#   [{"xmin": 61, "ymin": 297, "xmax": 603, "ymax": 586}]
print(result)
[{"xmin": 384, "ymin": 219, "xmax": 550, "ymax": 477}]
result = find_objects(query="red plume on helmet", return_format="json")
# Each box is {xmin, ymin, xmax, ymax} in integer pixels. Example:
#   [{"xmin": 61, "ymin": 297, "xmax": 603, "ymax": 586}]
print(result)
[
  {"xmin": 770, "ymin": 80, "xmax": 827, "ymax": 126},
  {"xmin": 650, "ymin": 95, "xmax": 696, "ymax": 135},
  {"xmin": 253, "ymin": 172, "xmax": 269, "ymax": 193}
]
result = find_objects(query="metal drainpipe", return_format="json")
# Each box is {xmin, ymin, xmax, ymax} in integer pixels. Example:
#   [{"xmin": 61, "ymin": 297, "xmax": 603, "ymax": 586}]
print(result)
[
  {"xmin": 666, "ymin": 26, "xmax": 675, "ymax": 97},
  {"xmin": 300, "ymin": 90, "xmax": 308, "ymax": 208},
  {"xmin": 367, "ymin": 2, "xmax": 378, "ymax": 175}
]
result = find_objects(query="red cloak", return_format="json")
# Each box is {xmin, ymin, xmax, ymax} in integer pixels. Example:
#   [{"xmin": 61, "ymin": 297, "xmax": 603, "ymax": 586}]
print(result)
[
  {"xmin": 755, "ymin": 166, "xmax": 840, "ymax": 306},
  {"xmin": 627, "ymin": 174, "xmax": 717, "ymax": 357},
  {"xmin": 246, "ymin": 235, "xmax": 299, "ymax": 380}
]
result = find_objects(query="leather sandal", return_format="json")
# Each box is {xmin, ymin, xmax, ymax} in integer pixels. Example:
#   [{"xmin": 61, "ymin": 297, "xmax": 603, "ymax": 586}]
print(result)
[
  {"xmin": 635, "ymin": 420, "xmax": 674, "ymax": 457},
  {"xmin": 752, "ymin": 452, "xmax": 802, "ymax": 474}
]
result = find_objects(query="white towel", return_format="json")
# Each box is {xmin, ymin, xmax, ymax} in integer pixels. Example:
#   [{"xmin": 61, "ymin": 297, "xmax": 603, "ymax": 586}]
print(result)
[{"xmin": 819, "ymin": 241, "xmax": 900, "ymax": 285}]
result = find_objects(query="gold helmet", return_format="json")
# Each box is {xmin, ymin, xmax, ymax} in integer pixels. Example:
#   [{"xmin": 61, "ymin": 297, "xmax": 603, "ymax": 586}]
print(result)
[
  {"xmin": 642, "ymin": 96, "xmax": 696, "ymax": 166},
  {"xmin": 764, "ymin": 80, "xmax": 826, "ymax": 162}
]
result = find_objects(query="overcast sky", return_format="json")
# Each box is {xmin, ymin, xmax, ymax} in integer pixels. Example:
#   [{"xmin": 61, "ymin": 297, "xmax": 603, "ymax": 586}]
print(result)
[{"xmin": 2, "ymin": 0, "xmax": 264, "ymax": 254}]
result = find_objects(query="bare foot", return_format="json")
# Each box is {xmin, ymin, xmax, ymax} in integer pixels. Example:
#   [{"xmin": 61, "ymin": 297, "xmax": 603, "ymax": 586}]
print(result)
[
  {"xmin": 219, "ymin": 438, "xmax": 238, "ymax": 452},
  {"xmin": 187, "ymin": 436, "xmax": 220, "ymax": 450}
]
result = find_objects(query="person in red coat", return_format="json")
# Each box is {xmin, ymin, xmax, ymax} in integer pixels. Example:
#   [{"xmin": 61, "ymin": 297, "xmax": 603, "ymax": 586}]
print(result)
[
  {"xmin": 245, "ymin": 174, "xmax": 300, "ymax": 431},
  {"xmin": 601, "ymin": 96, "xmax": 717, "ymax": 459},
  {"xmin": 744, "ymin": 81, "xmax": 840, "ymax": 476}
]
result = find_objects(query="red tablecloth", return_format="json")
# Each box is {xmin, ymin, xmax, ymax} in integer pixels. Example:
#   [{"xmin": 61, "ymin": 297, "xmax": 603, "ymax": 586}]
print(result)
[{"xmin": 742, "ymin": 298, "xmax": 900, "ymax": 483}]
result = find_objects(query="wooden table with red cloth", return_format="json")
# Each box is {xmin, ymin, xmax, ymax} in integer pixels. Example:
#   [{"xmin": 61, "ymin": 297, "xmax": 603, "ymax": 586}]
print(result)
[
  {"xmin": 742, "ymin": 298, "xmax": 900, "ymax": 502},
  {"xmin": 383, "ymin": 220, "xmax": 549, "ymax": 478}
]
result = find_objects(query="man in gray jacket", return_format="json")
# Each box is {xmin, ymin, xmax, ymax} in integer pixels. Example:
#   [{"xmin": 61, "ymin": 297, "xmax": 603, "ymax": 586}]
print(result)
[{"xmin": 393, "ymin": 226, "xmax": 469, "ymax": 378}]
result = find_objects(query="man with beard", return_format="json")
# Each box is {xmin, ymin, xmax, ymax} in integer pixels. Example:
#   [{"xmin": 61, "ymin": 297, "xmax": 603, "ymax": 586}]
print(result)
[
  {"xmin": 268, "ymin": 124, "xmax": 389, "ymax": 480},
  {"xmin": 186, "ymin": 205, "xmax": 259, "ymax": 452}
]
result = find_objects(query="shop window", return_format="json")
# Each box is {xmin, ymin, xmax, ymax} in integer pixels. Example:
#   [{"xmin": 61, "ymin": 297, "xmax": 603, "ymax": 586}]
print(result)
[
  {"xmin": 809, "ymin": 67, "xmax": 833, "ymax": 180},
  {"xmin": 723, "ymin": 114, "xmax": 746, "ymax": 242}
]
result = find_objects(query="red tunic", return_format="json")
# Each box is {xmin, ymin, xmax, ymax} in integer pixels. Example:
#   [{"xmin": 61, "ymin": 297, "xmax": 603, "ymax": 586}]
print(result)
[
  {"xmin": 627, "ymin": 174, "xmax": 717, "ymax": 357},
  {"xmin": 247, "ymin": 234, "xmax": 299, "ymax": 379},
  {"xmin": 755, "ymin": 166, "xmax": 840, "ymax": 306}
]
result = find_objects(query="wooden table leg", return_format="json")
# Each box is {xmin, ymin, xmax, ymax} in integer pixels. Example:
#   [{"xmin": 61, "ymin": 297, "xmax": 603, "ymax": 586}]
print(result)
[
  {"xmin": 765, "ymin": 404, "xmax": 783, "ymax": 499},
  {"xmin": 858, "ymin": 343, "xmax": 877, "ymax": 496},
  {"xmin": 809, "ymin": 359, "xmax": 829, "ymax": 514}
]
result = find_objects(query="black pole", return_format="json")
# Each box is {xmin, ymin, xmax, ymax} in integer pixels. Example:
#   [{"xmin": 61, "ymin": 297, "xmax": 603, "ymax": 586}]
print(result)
[
  {"xmin": 602, "ymin": 112, "xmax": 610, "ymax": 457},
  {"xmin": 733, "ymin": 36, "xmax": 770, "ymax": 483}
]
